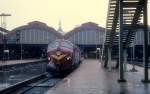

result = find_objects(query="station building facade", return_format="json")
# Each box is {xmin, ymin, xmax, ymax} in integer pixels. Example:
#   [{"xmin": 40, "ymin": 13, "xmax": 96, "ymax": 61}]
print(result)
[
  {"xmin": 64, "ymin": 22, "xmax": 105, "ymax": 58},
  {"xmin": 127, "ymin": 28, "xmax": 150, "ymax": 60},
  {"xmin": 0, "ymin": 21, "xmax": 150, "ymax": 59},
  {"xmin": 3, "ymin": 21, "xmax": 62, "ymax": 59}
]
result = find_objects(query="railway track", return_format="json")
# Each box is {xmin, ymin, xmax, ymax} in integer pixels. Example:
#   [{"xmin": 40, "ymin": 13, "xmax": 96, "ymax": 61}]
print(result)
[{"xmin": 0, "ymin": 73, "xmax": 63, "ymax": 94}]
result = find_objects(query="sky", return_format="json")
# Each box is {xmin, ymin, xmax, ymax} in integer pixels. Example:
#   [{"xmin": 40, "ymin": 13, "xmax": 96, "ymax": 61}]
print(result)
[{"xmin": 0, "ymin": 0, "xmax": 150, "ymax": 32}]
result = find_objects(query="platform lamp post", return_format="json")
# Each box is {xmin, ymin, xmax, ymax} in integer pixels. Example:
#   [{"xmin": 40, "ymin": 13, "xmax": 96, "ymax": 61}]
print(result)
[
  {"xmin": 0, "ymin": 13, "xmax": 11, "ymax": 61},
  {"xmin": 0, "ymin": 13, "xmax": 11, "ymax": 87}
]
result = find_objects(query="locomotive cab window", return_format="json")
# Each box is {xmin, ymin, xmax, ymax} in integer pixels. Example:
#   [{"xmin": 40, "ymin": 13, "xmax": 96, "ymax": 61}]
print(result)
[
  {"xmin": 49, "ymin": 41, "xmax": 59, "ymax": 48},
  {"xmin": 61, "ymin": 41, "xmax": 73, "ymax": 49}
]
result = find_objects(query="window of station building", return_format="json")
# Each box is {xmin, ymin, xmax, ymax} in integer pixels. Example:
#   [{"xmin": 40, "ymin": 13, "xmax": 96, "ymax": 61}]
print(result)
[
  {"xmin": 29, "ymin": 30, "xmax": 32, "ymax": 43},
  {"xmin": 24, "ymin": 30, "xmax": 27, "ymax": 43},
  {"xmin": 45, "ymin": 31, "xmax": 49, "ymax": 41},
  {"xmin": 33, "ymin": 29, "xmax": 36, "ymax": 43},
  {"xmin": 20, "ymin": 31, "xmax": 24, "ymax": 43},
  {"xmin": 8, "ymin": 36, "xmax": 16, "ymax": 43}
]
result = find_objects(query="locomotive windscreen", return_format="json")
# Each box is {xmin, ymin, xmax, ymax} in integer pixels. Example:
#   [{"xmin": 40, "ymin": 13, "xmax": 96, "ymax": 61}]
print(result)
[
  {"xmin": 47, "ymin": 40, "xmax": 74, "ymax": 52},
  {"xmin": 47, "ymin": 41, "xmax": 59, "ymax": 52},
  {"xmin": 61, "ymin": 41, "xmax": 73, "ymax": 49}
]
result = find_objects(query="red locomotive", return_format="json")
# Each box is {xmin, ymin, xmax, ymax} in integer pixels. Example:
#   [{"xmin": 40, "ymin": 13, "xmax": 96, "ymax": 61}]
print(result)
[{"xmin": 46, "ymin": 39, "xmax": 81, "ymax": 77}]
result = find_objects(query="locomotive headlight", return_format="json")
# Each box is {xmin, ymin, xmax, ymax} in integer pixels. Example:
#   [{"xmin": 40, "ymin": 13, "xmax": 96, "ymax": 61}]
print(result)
[
  {"xmin": 67, "ymin": 56, "xmax": 71, "ymax": 60},
  {"xmin": 48, "ymin": 57, "xmax": 50, "ymax": 60}
]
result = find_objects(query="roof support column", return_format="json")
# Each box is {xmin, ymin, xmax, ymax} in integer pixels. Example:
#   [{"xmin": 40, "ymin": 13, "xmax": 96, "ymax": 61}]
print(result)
[
  {"xmin": 141, "ymin": 0, "xmax": 150, "ymax": 83},
  {"xmin": 118, "ymin": 0, "xmax": 126, "ymax": 82}
]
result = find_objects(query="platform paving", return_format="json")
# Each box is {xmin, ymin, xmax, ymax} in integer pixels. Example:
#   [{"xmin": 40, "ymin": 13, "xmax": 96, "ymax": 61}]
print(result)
[{"xmin": 45, "ymin": 59, "xmax": 150, "ymax": 94}]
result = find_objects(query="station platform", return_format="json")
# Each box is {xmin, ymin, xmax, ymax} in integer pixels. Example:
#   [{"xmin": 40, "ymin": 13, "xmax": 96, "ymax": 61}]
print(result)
[
  {"xmin": 0, "ymin": 59, "xmax": 45, "ymax": 66},
  {"xmin": 45, "ymin": 59, "xmax": 150, "ymax": 94}
]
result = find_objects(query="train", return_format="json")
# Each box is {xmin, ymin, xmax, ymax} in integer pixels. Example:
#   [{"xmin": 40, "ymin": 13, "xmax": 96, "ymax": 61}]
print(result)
[{"xmin": 46, "ymin": 39, "xmax": 81, "ymax": 77}]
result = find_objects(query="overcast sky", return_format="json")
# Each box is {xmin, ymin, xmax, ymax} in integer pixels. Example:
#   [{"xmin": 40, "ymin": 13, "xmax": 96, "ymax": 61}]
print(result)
[{"xmin": 0, "ymin": 0, "xmax": 149, "ymax": 32}]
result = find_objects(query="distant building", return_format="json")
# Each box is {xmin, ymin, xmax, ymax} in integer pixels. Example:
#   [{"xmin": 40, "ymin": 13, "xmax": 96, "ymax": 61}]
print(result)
[
  {"xmin": 64, "ymin": 22, "xmax": 106, "ymax": 58},
  {"xmin": 1, "ymin": 20, "xmax": 150, "ymax": 59},
  {"xmin": 134, "ymin": 27, "xmax": 150, "ymax": 45},
  {"xmin": 4, "ymin": 21, "xmax": 62, "ymax": 59},
  {"xmin": 64, "ymin": 22, "xmax": 105, "ymax": 45},
  {"xmin": 6, "ymin": 21, "xmax": 62, "ymax": 44}
]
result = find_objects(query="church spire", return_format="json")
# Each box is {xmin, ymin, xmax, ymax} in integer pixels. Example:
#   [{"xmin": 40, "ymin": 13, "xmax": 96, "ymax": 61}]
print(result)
[
  {"xmin": 59, "ymin": 20, "xmax": 61, "ymax": 29},
  {"xmin": 57, "ymin": 20, "xmax": 64, "ymax": 34}
]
